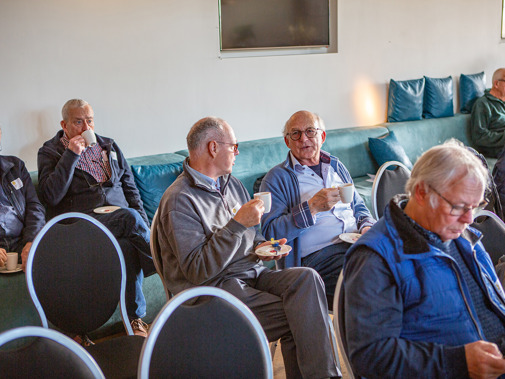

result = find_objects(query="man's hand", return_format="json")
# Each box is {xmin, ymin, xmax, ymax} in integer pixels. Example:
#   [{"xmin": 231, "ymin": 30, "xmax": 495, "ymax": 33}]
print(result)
[
  {"xmin": 465, "ymin": 340, "xmax": 505, "ymax": 379},
  {"xmin": 255, "ymin": 238, "xmax": 289, "ymax": 261},
  {"xmin": 21, "ymin": 242, "xmax": 32, "ymax": 272},
  {"xmin": 361, "ymin": 226, "xmax": 371, "ymax": 234},
  {"xmin": 0, "ymin": 248, "xmax": 6, "ymax": 268},
  {"xmin": 67, "ymin": 135, "xmax": 87, "ymax": 155},
  {"xmin": 234, "ymin": 199, "xmax": 264, "ymax": 228},
  {"xmin": 308, "ymin": 188, "xmax": 341, "ymax": 216}
]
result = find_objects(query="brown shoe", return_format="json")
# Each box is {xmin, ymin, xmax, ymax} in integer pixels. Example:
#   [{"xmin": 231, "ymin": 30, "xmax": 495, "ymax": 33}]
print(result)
[
  {"xmin": 73, "ymin": 334, "xmax": 95, "ymax": 347},
  {"xmin": 131, "ymin": 318, "xmax": 149, "ymax": 337}
]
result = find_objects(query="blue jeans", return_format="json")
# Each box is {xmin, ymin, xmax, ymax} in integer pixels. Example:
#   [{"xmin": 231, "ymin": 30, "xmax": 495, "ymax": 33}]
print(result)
[
  {"xmin": 301, "ymin": 242, "xmax": 351, "ymax": 298},
  {"xmin": 93, "ymin": 208, "xmax": 155, "ymax": 319}
]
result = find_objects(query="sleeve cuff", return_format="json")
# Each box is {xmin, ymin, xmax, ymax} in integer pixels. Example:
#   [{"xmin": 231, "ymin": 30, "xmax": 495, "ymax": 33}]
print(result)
[
  {"xmin": 443, "ymin": 345, "xmax": 469, "ymax": 379},
  {"xmin": 292, "ymin": 201, "xmax": 315, "ymax": 228}
]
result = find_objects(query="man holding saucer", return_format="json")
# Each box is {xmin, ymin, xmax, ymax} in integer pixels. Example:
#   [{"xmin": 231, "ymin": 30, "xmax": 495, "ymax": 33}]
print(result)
[{"xmin": 37, "ymin": 99, "xmax": 154, "ymax": 338}]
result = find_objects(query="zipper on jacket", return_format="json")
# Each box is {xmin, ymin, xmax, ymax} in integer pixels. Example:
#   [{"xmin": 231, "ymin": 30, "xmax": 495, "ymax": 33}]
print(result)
[{"xmin": 2, "ymin": 181, "xmax": 24, "ymax": 222}]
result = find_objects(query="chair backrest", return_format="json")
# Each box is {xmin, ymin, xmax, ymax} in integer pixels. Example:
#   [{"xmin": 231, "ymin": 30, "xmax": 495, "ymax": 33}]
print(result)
[
  {"xmin": 333, "ymin": 272, "xmax": 356, "ymax": 379},
  {"xmin": 0, "ymin": 326, "xmax": 104, "ymax": 379},
  {"xmin": 138, "ymin": 286, "xmax": 273, "ymax": 379},
  {"xmin": 26, "ymin": 212, "xmax": 134, "ymax": 335},
  {"xmin": 472, "ymin": 209, "xmax": 505, "ymax": 266},
  {"xmin": 371, "ymin": 160, "xmax": 411, "ymax": 220},
  {"xmin": 150, "ymin": 209, "xmax": 172, "ymax": 301}
]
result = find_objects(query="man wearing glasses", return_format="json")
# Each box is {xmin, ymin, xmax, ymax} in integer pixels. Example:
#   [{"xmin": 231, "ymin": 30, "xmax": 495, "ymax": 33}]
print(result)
[
  {"xmin": 156, "ymin": 116, "xmax": 340, "ymax": 379},
  {"xmin": 470, "ymin": 68, "xmax": 505, "ymax": 158},
  {"xmin": 37, "ymin": 99, "xmax": 154, "ymax": 339},
  {"xmin": 344, "ymin": 140, "xmax": 505, "ymax": 378},
  {"xmin": 260, "ymin": 110, "xmax": 375, "ymax": 301}
]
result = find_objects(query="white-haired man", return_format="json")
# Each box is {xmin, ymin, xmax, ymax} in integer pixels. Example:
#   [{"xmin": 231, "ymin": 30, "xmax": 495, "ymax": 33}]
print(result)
[{"xmin": 344, "ymin": 140, "xmax": 505, "ymax": 378}]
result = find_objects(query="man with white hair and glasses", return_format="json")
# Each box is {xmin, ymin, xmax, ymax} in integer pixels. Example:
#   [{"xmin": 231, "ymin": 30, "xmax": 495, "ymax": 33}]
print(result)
[
  {"xmin": 260, "ymin": 110, "xmax": 375, "ymax": 301},
  {"xmin": 344, "ymin": 140, "xmax": 505, "ymax": 378}
]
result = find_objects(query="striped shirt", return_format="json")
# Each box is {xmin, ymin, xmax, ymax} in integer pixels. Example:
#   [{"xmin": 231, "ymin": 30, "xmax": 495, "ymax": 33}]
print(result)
[{"xmin": 60, "ymin": 135, "xmax": 112, "ymax": 183}]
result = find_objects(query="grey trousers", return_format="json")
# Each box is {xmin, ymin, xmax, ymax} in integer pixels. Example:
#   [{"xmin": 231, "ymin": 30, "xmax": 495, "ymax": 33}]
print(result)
[{"xmin": 220, "ymin": 266, "xmax": 339, "ymax": 379}]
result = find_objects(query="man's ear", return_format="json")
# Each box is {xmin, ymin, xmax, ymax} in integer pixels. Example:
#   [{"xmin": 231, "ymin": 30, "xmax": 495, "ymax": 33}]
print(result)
[
  {"xmin": 208, "ymin": 141, "xmax": 218, "ymax": 158},
  {"xmin": 414, "ymin": 182, "xmax": 429, "ymax": 206}
]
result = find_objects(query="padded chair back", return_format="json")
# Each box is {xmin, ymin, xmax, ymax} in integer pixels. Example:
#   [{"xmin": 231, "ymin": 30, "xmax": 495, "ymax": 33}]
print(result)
[
  {"xmin": 333, "ymin": 272, "xmax": 357, "ymax": 379},
  {"xmin": 26, "ymin": 212, "xmax": 133, "ymax": 335},
  {"xmin": 371, "ymin": 161, "xmax": 411, "ymax": 219},
  {"xmin": 472, "ymin": 209, "xmax": 505, "ymax": 265},
  {"xmin": 139, "ymin": 286, "xmax": 273, "ymax": 379},
  {"xmin": 150, "ymin": 209, "xmax": 172, "ymax": 301},
  {"xmin": 0, "ymin": 326, "xmax": 104, "ymax": 379}
]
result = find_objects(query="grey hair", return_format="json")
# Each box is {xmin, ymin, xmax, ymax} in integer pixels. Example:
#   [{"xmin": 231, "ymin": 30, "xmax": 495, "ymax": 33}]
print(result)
[
  {"xmin": 282, "ymin": 111, "xmax": 326, "ymax": 137},
  {"xmin": 405, "ymin": 139, "xmax": 489, "ymax": 207},
  {"xmin": 62, "ymin": 99, "xmax": 89, "ymax": 121},
  {"xmin": 187, "ymin": 117, "xmax": 227, "ymax": 152}
]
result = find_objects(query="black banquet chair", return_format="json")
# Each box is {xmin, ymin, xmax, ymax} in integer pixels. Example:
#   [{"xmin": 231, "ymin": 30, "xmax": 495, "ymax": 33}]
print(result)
[
  {"xmin": 0, "ymin": 326, "xmax": 104, "ymax": 379},
  {"xmin": 472, "ymin": 209, "xmax": 505, "ymax": 266},
  {"xmin": 138, "ymin": 286, "xmax": 273, "ymax": 379},
  {"xmin": 26, "ymin": 212, "xmax": 145, "ymax": 379},
  {"xmin": 371, "ymin": 160, "xmax": 411, "ymax": 220}
]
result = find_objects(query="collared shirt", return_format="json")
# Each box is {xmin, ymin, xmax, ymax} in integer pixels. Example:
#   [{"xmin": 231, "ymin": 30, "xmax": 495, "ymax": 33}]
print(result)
[
  {"xmin": 290, "ymin": 151, "xmax": 357, "ymax": 256},
  {"xmin": 61, "ymin": 135, "xmax": 112, "ymax": 183}
]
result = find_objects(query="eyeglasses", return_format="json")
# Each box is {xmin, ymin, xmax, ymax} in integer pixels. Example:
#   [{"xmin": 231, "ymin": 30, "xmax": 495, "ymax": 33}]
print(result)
[
  {"xmin": 286, "ymin": 128, "xmax": 321, "ymax": 141},
  {"xmin": 429, "ymin": 185, "xmax": 487, "ymax": 216},
  {"xmin": 216, "ymin": 141, "xmax": 239, "ymax": 153}
]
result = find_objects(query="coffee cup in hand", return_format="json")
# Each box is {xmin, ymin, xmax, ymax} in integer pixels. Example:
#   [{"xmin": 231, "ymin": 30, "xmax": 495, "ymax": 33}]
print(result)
[
  {"xmin": 339, "ymin": 183, "xmax": 354, "ymax": 203},
  {"xmin": 81, "ymin": 130, "xmax": 97, "ymax": 147},
  {"xmin": 6, "ymin": 252, "xmax": 18, "ymax": 271},
  {"xmin": 254, "ymin": 192, "xmax": 272, "ymax": 213}
]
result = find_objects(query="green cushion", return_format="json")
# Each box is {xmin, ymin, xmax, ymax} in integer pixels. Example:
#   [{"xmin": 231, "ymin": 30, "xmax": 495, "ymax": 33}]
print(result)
[
  {"xmin": 368, "ymin": 131, "xmax": 413, "ymax": 169},
  {"xmin": 131, "ymin": 161, "xmax": 184, "ymax": 222}
]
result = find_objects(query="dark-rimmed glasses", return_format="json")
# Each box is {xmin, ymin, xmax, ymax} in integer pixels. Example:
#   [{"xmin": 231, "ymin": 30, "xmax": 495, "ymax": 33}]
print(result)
[
  {"xmin": 429, "ymin": 185, "xmax": 487, "ymax": 216},
  {"xmin": 216, "ymin": 141, "xmax": 239, "ymax": 153},
  {"xmin": 286, "ymin": 128, "xmax": 321, "ymax": 141}
]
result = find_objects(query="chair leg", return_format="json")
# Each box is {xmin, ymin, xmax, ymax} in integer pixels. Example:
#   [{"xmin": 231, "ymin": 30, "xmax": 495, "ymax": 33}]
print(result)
[
  {"xmin": 270, "ymin": 339, "xmax": 278, "ymax": 360},
  {"xmin": 328, "ymin": 314, "xmax": 343, "ymax": 376}
]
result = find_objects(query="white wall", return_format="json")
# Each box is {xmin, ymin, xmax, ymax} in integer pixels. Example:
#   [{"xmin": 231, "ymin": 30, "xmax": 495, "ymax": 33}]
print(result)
[{"xmin": 1, "ymin": 0, "xmax": 504, "ymax": 171}]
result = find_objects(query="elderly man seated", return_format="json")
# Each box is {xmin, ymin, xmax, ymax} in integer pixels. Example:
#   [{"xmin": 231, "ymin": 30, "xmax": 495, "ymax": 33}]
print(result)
[
  {"xmin": 344, "ymin": 140, "xmax": 505, "ymax": 378},
  {"xmin": 260, "ymin": 110, "xmax": 375, "ymax": 299}
]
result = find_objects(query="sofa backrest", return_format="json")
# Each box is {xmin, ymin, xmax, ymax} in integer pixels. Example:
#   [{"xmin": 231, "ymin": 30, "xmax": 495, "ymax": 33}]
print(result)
[{"xmin": 383, "ymin": 113, "xmax": 471, "ymax": 164}]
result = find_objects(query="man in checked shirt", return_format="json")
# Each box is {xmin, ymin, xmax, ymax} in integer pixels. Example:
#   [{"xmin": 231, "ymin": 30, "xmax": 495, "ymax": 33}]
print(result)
[{"xmin": 38, "ymin": 99, "xmax": 155, "ymax": 341}]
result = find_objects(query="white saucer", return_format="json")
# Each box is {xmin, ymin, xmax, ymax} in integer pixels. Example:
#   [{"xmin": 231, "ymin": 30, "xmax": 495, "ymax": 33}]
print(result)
[
  {"xmin": 0, "ymin": 263, "xmax": 22, "ymax": 274},
  {"xmin": 339, "ymin": 233, "xmax": 362, "ymax": 244},
  {"xmin": 255, "ymin": 244, "xmax": 292, "ymax": 257},
  {"xmin": 93, "ymin": 206, "xmax": 121, "ymax": 214}
]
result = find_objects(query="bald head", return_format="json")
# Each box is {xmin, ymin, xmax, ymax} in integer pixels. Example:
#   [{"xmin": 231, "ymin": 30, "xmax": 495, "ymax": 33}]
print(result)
[
  {"xmin": 283, "ymin": 111, "xmax": 325, "ymax": 137},
  {"xmin": 492, "ymin": 68, "xmax": 505, "ymax": 84},
  {"xmin": 491, "ymin": 68, "xmax": 505, "ymax": 101}
]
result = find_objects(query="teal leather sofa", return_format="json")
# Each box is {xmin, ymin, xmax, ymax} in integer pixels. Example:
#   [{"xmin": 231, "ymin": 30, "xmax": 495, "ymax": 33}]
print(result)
[{"xmin": 4, "ymin": 112, "xmax": 483, "ymax": 339}]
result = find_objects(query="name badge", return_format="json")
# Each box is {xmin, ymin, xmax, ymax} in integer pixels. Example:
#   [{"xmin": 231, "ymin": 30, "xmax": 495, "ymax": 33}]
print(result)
[
  {"xmin": 231, "ymin": 203, "xmax": 241, "ymax": 216},
  {"xmin": 11, "ymin": 178, "xmax": 23, "ymax": 190},
  {"xmin": 110, "ymin": 151, "xmax": 118, "ymax": 161}
]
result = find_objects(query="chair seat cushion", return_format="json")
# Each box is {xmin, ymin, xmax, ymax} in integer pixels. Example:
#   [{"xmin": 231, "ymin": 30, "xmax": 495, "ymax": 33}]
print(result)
[{"xmin": 86, "ymin": 335, "xmax": 145, "ymax": 379}]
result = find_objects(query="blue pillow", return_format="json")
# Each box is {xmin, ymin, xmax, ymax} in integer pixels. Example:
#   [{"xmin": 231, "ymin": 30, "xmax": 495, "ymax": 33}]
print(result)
[
  {"xmin": 460, "ymin": 72, "xmax": 486, "ymax": 114},
  {"xmin": 368, "ymin": 131, "xmax": 413, "ymax": 169},
  {"xmin": 131, "ymin": 161, "xmax": 184, "ymax": 223},
  {"xmin": 423, "ymin": 76, "xmax": 454, "ymax": 119},
  {"xmin": 387, "ymin": 78, "xmax": 424, "ymax": 122}
]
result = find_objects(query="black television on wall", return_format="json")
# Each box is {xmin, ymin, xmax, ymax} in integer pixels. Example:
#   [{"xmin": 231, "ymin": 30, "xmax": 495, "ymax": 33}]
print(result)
[{"xmin": 219, "ymin": 0, "xmax": 330, "ymax": 51}]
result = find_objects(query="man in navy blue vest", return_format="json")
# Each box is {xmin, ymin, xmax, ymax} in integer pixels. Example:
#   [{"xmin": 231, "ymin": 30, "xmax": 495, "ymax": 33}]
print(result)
[{"xmin": 344, "ymin": 140, "xmax": 505, "ymax": 378}]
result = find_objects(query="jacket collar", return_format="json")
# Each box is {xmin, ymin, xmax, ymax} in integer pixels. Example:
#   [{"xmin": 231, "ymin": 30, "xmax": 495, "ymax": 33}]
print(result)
[
  {"xmin": 0, "ymin": 156, "xmax": 15, "ymax": 179},
  {"xmin": 283, "ymin": 149, "xmax": 334, "ymax": 171},
  {"xmin": 386, "ymin": 194, "xmax": 480, "ymax": 255},
  {"xmin": 183, "ymin": 158, "xmax": 230, "ymax": 193}
]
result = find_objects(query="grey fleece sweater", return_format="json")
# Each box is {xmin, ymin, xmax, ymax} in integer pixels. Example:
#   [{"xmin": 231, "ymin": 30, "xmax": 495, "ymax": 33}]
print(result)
[{"xmin": 157, "ymin": 159, "xmax": 265, "ymax": 296}]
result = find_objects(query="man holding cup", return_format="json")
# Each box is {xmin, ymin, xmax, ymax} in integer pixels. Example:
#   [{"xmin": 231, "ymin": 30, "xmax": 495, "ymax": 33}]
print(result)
[
  {"xmin": 156, "ymin": 116, "xmax": 340, "ymax": 378},
  {"xmin": 37, "ymin": 99, "xmax": 154, "ymax": 338},
  {"xmin": 260, "ymin": 110, "xmax": 376, "ymax": 299}
]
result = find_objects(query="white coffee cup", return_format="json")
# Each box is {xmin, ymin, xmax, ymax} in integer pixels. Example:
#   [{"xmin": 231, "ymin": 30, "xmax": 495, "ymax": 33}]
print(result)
[
  {"xmin": 339, "ymin": 183, "xmax": 354, "ymax": 203},
  {"xmin": 254, "ymin": 192, "xmax": 272, "ymax": 213},
  {"xmin": 6, "ymin": 252, "xmax": 18, "ymax": 271},
  {"xmin": 81, "ymin": 130, "xmax": 97, "ymax": 147}
]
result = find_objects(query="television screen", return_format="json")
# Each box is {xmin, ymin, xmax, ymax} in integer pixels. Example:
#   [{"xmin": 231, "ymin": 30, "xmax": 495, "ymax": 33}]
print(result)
[{"xmin": 219, "ymin": 0, "xmax": 330, "ymax": 50}]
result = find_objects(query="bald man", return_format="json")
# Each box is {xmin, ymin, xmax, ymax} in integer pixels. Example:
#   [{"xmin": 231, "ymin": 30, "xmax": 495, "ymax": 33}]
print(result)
[{"xmin": 471, "ymin": 68, "xmax": 505, "ymax": 157}]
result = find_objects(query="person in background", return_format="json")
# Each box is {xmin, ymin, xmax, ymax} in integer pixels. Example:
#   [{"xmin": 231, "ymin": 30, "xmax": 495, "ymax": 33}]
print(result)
[
  {"xmin": 37, "ymin": 99, "xmax": 155, "ymax": 339},
  {"xmin": 344, "ymin": 140, "xmax": 505, "ymax": 378},
  {"xmin": 0, "ymin": 128, "xmax": 45, "ymax": 271},
  {"xmin": 260, "ymin": 110, "xmax": 375, "ymax": 300},
  {"xmin": 157, "ymin": 116, "xmax": 340, "ymax": 379},
  {"xmin": 470, "ymin": 68, "xmax": 505, "ymax": 158}
]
